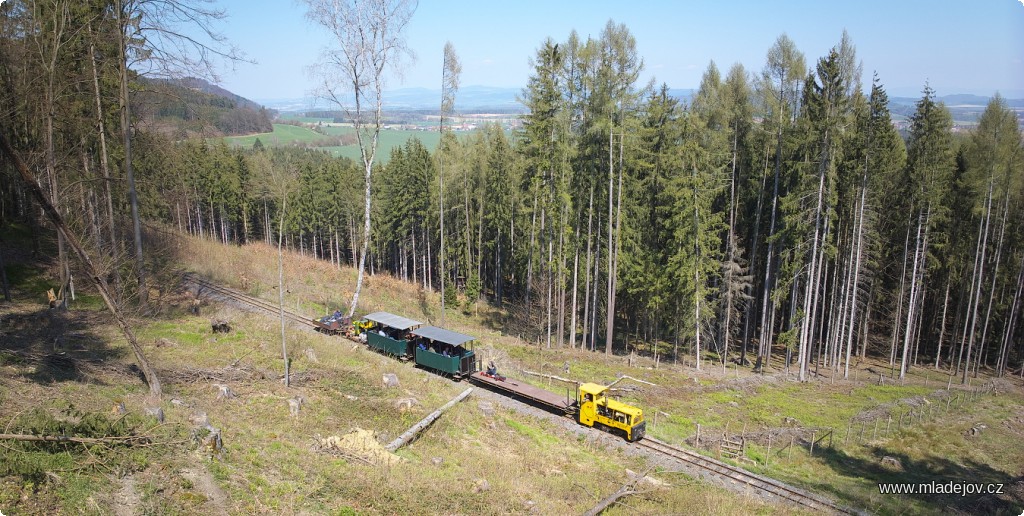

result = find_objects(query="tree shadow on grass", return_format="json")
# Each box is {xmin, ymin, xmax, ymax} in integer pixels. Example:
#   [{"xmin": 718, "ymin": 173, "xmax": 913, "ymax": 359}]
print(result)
[
  {"xmin": 808, "ymin": 445, "xmax": 1022, "ymax": 514},
  {"xmin": 0, "ymin": 307, "xmax": 129, "ymax": 385}
]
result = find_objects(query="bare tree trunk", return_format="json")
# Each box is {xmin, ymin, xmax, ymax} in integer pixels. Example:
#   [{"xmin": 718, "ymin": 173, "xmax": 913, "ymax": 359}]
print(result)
[
  {"xmin": 1, "ymin": 130, "xmax": 161, "ymax": 396},
  {"xmin": 798, "ymin": 166, "xmax": 829, "ymax": 382},
  {"xmin": 278, "ymin": 195, "xmax": 290, "ymax": 388},
  {"xmin": 935, "ymin": 280, "xmax": 951, "ymax": 370},
  {"xmin": 610, "ymin": 129, "xmax": 625, "ymax": 353},
  {"xmin": 556, "ymin": 203, "xmax": 567, "ymax": 348},
  {"xmin": 87, "ymin": 23, "xmax": 118, "ymax": 256},
  {"xmin": 581, "ymin": 185, "xmax": 594, "ymax": 350},
  {"xmin": 348, "ymin": 169, "xmax": 372, "ymax": 318},
  {"xmin": 606, "ymin": 127, "xmax": 615, "ymax": 355},
  {"xmin": 900, "ymin": 208, "xmax": 928, "ymax": 380},
  {"xmin": 975, "ymin": 191, "xmax": 1010, "ymax": 377},
  {"xmin": 996, "ymin": 253, "xmax": 1024, "ymax": 376},
  {"xmin": 526, "ymin": 189, "xmax": 538, "ymax": 304},
  {"xmin": 116, "ymin": 0, "xmax": 148, "ymax": 308},
  {"xmin": 963, "ymin": 181, "xmax": 993, "ymax": 384},
  {"xmin": 568, "ymin": 231, "xmax": 580, "ymax": 350},
  {"xmin": 385, "ymin": 388, "xmax": 472, "ymax": 452},
  {"xmin": 0, "ymin": 237, "xmax": 11, "ymax": 302},
  {"xmin": 891, "ymin": 226, "xmax": 911, "ymax": 367},
  {"xmin": 438, "ymin": 147, "xmax": 447, "ymax": 323}
]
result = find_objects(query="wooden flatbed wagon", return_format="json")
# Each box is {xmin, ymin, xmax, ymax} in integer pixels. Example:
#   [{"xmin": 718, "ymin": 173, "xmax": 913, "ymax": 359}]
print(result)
[{"xmin": 469, "ymin": 371, "xmax": 577, "ymax": 413}]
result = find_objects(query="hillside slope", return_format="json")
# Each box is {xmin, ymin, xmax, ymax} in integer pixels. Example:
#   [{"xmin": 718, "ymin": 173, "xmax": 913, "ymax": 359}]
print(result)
[{"xmin": 1, "ymin": 229, "xmax": 1021, "ymax": 514}]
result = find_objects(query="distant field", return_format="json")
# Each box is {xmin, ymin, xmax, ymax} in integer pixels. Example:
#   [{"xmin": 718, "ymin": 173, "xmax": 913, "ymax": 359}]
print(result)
[
  {"xmin": 222, "ymin": 123, "xmax": 440, "ymax": 163},
  {"xmin": 276, "ymin": 114, "xmax": 336, "ymax": 124},
  {"xmin": 223, "ymin": 124, "xmax": 329, "ymax": 147}
]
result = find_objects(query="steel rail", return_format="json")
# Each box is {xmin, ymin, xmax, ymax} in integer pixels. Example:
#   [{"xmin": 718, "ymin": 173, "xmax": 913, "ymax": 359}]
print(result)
[
  {"xmin": 183, "ymin": 273, "xmax": 853, "ymax": 514},
  {"xmin": 637, "ymin": 437, "xmax": 849, "ymax": 513},
  {"xmin": 184, "ymin": 273, "xmax": 317, "ymax": 329}
]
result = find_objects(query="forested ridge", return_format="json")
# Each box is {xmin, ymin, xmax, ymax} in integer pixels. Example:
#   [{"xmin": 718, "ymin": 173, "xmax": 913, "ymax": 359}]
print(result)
[
  {"xmin": 1, "ymin": 2, "xmax": 1021, "ymax": 383},
  {"xmin": 136, "ymin": 76, "xmax": 274, "ymax": 137}
]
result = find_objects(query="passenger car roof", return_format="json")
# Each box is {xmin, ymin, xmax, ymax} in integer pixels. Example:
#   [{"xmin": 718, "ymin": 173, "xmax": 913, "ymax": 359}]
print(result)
[
  {"xmin": 362, "ymin": 311, "xmax": 423, "ymax": 330},
  {"xmin": 410, "ymin": 326, "xmax": 475, "ymax": 346}
]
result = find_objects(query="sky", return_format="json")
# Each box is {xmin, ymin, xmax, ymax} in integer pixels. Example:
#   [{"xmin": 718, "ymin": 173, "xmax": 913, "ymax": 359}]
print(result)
[{"xmin": 209, "ymin": 0, "xmax": 1024, "ymax": 103}]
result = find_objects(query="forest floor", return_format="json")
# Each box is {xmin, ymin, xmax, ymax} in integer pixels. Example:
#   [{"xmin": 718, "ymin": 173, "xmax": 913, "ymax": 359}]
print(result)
[{"xmin": 1, "ymin": 226, "xmax": 1022, "ymax": 515}]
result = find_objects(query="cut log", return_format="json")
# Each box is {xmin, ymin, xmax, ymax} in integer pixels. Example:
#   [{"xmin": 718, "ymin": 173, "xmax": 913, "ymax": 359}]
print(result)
[
  {"xmin": 582, "ymin": 470, "xmax": 652, "ymax": 516},
  {"xmin": 384, "ymin": 388, "xmax": 472, "ymax": 452},
  {"xmin": 522, "ymin": 370, "xmax": 578, "ymax": 385},
  {"xmin": 0, "ymin": 433, "xmax": 150, "ymax": 445},
  {"xmin": 606, "ymin": 374, "xmax": 658, "ymax": 389}
]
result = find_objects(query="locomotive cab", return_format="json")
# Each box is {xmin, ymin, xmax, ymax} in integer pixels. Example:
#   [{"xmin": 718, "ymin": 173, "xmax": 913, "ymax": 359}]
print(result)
[{"xmin": 576, "ymin": 383, "xmax": 645, "ymax": 442}]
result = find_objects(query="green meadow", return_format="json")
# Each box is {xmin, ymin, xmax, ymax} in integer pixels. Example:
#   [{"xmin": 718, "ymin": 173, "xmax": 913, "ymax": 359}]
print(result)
[{"xmin": 222, "ymin": 123, "xmax": 441, "ymax": 164}]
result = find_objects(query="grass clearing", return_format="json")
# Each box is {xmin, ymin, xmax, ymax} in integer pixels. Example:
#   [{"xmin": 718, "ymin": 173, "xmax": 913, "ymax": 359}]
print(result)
[
  {"xmin": 219, "ymin": 123, "xmax": 442, "ymax": 164},
  {"xmin": 2, "ymin": 229, "xmax": 1021, "ymax": 514}
]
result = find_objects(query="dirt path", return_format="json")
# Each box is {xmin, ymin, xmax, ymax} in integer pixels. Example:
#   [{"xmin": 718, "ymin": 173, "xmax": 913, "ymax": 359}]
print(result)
[
  {"xmin": 181, "ymin": 465, "xmax": 230, "ymax": 514},
  {"xmin": 113, "ymin": 474, "xmax": 142, "ymax": 516}
]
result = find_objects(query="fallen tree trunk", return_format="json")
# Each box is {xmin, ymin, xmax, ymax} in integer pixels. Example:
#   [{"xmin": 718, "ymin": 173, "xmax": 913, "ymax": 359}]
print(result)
[
  {"xmin": 0, "ymin": 129, "xmax": 162, "ymax": 397},
  {"xmin": 0, "ymin": 433, "xmax": 151, "ymax": 445},
  {"xmin": 582, "ymin": 471, "xmax": 651, "ymax": 516},
  {"xmin": 385, "ymin": 387, "xmax": 472, "ymax": 452},
  {"xmin": 606, "ymin": 374, "xmax": 657, "ymax": 389},
  {"xmin": 523, "ymin": 370, "xmax": 579, "ymax": 385}
]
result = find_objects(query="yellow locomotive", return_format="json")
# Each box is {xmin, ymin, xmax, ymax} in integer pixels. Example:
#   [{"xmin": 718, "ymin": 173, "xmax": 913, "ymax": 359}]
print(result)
[{"xmin": 577, "ymin": 383, "xmax": 646, "ymax": 442}]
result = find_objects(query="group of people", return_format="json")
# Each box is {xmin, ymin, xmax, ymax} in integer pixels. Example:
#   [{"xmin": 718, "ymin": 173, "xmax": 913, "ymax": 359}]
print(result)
[
  {"xmin": 416, "ymin": 339, "xmax": 461, "ymax": 357},
  {"xmin": 319, "ymin": 310, "xmax": 345, "ymax": 325}
]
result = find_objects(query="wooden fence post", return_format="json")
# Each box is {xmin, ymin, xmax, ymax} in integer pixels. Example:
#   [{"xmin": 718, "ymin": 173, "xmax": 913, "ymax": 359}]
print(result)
[{"xmin": 809, "ymin": 429, "xmax": 816, "ymax": 456}]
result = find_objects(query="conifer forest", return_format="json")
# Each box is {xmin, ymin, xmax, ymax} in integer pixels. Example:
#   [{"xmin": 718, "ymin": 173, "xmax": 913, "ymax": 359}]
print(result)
[{"xmin": 2, "ymin": 2, "xmax": 1022, "ymax": 384}]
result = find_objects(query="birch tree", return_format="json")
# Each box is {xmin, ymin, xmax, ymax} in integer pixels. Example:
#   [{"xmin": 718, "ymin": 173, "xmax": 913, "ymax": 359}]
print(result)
[{"xmin": 305, "ymin": 0, "xmax": 416, "ymax": 318}]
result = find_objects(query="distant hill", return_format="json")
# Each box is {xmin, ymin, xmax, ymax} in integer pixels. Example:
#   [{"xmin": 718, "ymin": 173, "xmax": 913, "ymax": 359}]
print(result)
[
  {"xmin": 881, "ymin": 94, "xmax": 1023, "ymax": 125},
  {"xmin": 137, "ymin": 77, "xmax": 276, "ymax": 137},
  {"xmin": 258, "ymin": 86, "xmax": 1020, "ymax": 126}
]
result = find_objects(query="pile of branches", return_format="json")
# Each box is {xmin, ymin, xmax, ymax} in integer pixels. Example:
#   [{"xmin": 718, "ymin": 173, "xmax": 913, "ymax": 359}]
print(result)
[
  {"xmin": 160, "ymin": 364, "xmax": 268, "ymax": 384},
  {"xmin": 0, "ymin": 406, "xmax": 164, "ymax": 480}
]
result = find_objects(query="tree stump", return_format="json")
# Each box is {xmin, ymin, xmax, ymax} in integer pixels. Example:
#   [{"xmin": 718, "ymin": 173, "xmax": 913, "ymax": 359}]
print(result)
[
  {"xmin": 288, "ymin": 396, "xmax": 305, "ymax": 417},
  {"xmin": 393, "ymin": 397, "xmax": 418, "ymax": 412},
  {"xmin": 211, "ymin": 319, "xmax": 230, "ymax": 333},
  {"xmin": 214, "ymin": 383, "xmax": 235, "ymax": 400},
  {"xmin": 145, "ymin": 406, "xmax": 165, "ymax": 423}
]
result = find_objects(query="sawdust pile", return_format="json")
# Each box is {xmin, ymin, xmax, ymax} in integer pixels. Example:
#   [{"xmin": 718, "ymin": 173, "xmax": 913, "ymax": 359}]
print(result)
[{"xmin": 312, "ymin": 428, "xmax": 403, "ymax": 466}]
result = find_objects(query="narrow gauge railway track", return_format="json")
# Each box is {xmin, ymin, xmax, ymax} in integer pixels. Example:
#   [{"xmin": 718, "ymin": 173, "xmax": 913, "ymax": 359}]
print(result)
[
  {"xmin": 184, "ymin": 273, "xmax": 317, "ymax": 330},
  {"xmin": 184, "ymin": 274, "xmax": 853, "ymax": 513},
  {"xmin": 638, "ymin": 437, "xmax": 849, "ymax": 514}
]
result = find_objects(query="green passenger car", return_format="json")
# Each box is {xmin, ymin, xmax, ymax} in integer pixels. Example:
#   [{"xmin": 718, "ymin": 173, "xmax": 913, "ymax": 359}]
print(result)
[
  {"xmin": 410, "ymin": 326, "xmax": 477, "ymax": 378},
  {"xmin": 359, "ymin": 312, "xmax": 424, "ymax": 360}
]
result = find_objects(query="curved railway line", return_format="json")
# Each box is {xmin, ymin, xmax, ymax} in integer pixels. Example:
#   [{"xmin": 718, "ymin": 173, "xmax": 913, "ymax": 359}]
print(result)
[
  {"xmin": 186, "ymin": 273, "xmax": 319, "ymax": 330},
  {"xmin": 637, "ymin": 437, "xmax": 849, "ymax": 513},
  {"xmin": 183, "ymin": 273, "xmax": 852, "ymax": 514}
]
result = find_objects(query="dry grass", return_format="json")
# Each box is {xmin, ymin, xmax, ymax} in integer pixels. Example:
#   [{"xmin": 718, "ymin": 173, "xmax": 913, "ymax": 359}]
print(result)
[{"xmin": 3, "ymin": 230, "xmax": 1021, "ymax": 514}]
